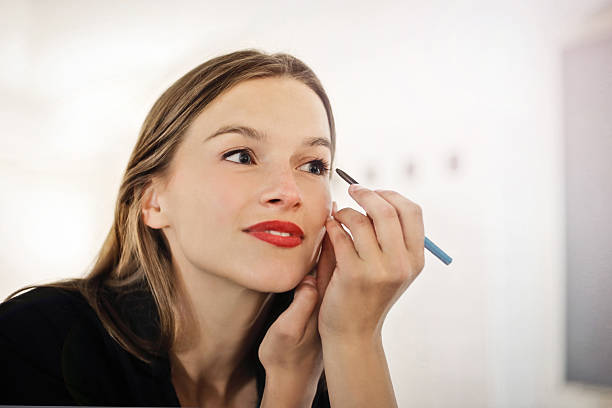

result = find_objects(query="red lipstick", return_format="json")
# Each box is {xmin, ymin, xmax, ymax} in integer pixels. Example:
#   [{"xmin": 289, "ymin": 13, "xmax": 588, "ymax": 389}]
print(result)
[{"xmin": 243, "ymin": 220, "xmax": 304, "ymax": 248}]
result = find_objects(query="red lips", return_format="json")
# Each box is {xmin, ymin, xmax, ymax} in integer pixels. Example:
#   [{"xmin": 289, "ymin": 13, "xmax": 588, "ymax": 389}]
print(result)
[{"xmin": 244, "ymin": 220, "xmax": 304, "ymax": 237}]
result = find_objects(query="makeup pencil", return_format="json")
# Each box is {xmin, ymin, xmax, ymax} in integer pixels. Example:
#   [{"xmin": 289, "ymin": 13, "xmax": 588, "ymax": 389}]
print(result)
[{"xmin": 335, "ymin": 168, "xmax": 453, "ymax": 265}]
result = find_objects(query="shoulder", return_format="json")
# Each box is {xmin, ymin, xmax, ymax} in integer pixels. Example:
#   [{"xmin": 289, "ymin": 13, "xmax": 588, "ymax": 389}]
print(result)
[
  {"xmin": 1, "ymin": 285, "xmax": 88, "ymax": 316},
  {"xmin": 0, "ymin": 286, "xmax": 94, "ymax": 345},
  {"xmin": 0, "ymin": 286, "xmax": 100, "ymax": 404},
  {"xmin": 0, "ymin": 285, "xmax": 179, "ymax": 406}
]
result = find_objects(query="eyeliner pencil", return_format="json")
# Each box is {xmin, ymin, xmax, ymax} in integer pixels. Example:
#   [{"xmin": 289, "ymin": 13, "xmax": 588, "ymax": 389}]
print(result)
[{"xmin": 335, "ymin": 168, "xmax": 453, "ymax": 265}]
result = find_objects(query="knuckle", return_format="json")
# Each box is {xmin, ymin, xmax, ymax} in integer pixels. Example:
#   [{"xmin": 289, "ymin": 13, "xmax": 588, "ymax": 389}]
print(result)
[
  {"xmin": 392, "ymin": 255, "xmax": 410, "ymax": 273},
  {"xmin": 367, "ymin": 263, "xmax": 397, "ymax": 286},
  {"xmin": 353, "ymin": 214, "xmax": 370, "ymax": 226},
  {"xmin": 388, "ymin": 256, "xmax": 417, "ymax": 282},
  {"xmin": 378, "ymin": 189, "xmax": 398, "ymax": 196},
  {"xmin": 416, "ymin": 255, "xmax": 426, "ymax": 273},
  {"xmin": 277, "ymin": 328, "xmax": 300, "ymax": 343},
  {"xmin": 412, "ymin": 204, "xmax": 423, "ymax": 216},
  {"xmin": 376, "ymin": 273, "xmax": 403, "ymax": 287},
  {"xmin": 393, "ymin": 264, "xmax": 412, "ymax": 283},
  {"xmin": 394, "ymin": 272, "xmax": 411, "ymax": 285},
  {"xmin": 380, "ymin": 204, "xmax": 398, "ymax": 219}
]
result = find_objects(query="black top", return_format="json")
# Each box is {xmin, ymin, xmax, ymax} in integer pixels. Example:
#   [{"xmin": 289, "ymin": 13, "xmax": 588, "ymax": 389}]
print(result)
[
  {"xmin": 0, "ymin": 286, "xmax": 330, "ymax": 407},
  {"xmin": 0, "ymin": 286, "xmax": 180, "ymax": 405}
]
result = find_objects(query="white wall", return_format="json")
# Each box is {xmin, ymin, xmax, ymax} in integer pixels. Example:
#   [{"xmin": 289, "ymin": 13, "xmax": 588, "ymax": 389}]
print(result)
[{"xmin": 1, "ymin": 0, "xmax": 611, "ymax": 406}]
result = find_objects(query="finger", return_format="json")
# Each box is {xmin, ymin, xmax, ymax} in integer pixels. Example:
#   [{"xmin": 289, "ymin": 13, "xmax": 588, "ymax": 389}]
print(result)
[
  {"xmin": 332, "ymin": 207, "xmax": 381, "ymax": 260},
  {"xmin": 347, "ymin": 184, "xmax": 406, "ymax": 257},
  {"xmin": 325, "ymin": 215, "xmax": 361, "ymax": 270},
  {"xmin": 275, "ymin": 279, "xmax": 319, "ymax": 341},
  {"xmin": 375, "ymin": 189, "xmax": 425, "ymax": 269},
  {"xmin": 315, "ymin": 231, "xmax": 336, "ymax": 301},
  {"xmin": 303, "ymin": 294, "xmax": 322, "ymax": 344}
]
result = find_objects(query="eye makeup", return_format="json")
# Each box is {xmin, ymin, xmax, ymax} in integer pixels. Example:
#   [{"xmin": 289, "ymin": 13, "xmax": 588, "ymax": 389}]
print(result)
[
  {"xmin": 335, "ymin": 168, "xmax": 453, "ymax": 265},
  {"xmin": 222, "ymin": 148, "xmax": 330, "ymax": 176}
]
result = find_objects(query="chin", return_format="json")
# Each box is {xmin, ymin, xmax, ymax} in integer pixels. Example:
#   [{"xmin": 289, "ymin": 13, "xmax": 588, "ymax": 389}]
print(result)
[
  {"xmin": 269, "ymin": 278, "xmax": 304, "ymax": 293},
  {"xmin": 233, "ymin": 255, "xmax": 314, "ymax": 293},
  {"xmin": 251, "ymin": 271, "xmax": 306, "ymax": 294}
]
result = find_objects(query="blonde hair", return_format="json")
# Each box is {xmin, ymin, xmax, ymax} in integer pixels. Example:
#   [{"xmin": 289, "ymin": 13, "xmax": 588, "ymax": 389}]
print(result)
[{"xmin": 5, "ymin": 48, "xmax": 335, "ymax": 403}]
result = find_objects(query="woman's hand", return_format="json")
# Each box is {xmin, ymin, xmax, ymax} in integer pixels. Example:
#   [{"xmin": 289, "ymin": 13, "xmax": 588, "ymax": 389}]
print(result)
[
  {"xmin": 317, "ymin": 185, "xmax": 426, "ymax": 341},
  {"xmin": 258, "ymin": 274, "xmax": 323, "ymax": 407}
]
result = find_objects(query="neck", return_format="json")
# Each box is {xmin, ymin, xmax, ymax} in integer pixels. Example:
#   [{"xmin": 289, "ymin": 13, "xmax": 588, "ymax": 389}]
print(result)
[{"xmin": 168, "ymin": 261, "xmax": 274, "ymax": 399}]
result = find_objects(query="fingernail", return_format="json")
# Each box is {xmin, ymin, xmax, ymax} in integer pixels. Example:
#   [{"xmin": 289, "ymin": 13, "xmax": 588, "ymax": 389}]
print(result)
[
  {"xmin": 349, "ymin": 184, "xmax": 364, "ymax": 193},
  {"xmin": 332, "ymin": 201, "xmax": 337, "ymax": 215},
  {"xmin": 302, "ymin": 275, "xmax": 317, "ymax": 286}
]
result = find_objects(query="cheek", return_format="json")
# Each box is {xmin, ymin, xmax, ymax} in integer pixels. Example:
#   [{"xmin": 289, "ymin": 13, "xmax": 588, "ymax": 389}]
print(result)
[
  {"xmin": 202, "ymin": 177, "xmax": 245, "ymax": 225},
  {"xmin": 169, "ymin": 170, "xmax": 237, "ymax": 229},
  {"xmin": 307, "ymin": 187, "xmax": 332, "ymax": 235},
  {"xmin": 314, "ymin": 187, "xmax": 332, "ymax": 217}
]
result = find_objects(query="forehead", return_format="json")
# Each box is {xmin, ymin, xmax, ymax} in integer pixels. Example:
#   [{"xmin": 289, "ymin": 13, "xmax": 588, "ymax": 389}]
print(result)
[{"xmin": 187, "ymin": 77, "xmax": 331, "ymax": 144}]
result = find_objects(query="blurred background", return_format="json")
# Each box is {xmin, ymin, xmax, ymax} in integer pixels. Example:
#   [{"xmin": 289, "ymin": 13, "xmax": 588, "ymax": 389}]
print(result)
[{"xmin": 1, "ymin": 0, "xmax": 611, "ymax": 406}]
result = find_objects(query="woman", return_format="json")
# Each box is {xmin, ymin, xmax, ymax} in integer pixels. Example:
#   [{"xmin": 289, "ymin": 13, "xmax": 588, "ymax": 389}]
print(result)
[{"xmin": 0, "ymin": 49, "xmax": 425, "ymax": 407}]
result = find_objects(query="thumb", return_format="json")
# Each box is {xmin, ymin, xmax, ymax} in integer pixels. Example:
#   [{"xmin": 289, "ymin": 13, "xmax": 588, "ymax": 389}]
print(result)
[{"xmin": 273, "ymin": 277, "xmax": 319, "ymax": 341}]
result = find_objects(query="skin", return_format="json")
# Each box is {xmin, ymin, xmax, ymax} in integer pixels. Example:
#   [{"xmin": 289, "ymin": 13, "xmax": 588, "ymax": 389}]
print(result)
[
  {"xmin": 312, "ymin": 183, "xmax": 426, "ymax": 408},
  {"xmin": 141, "ymin": 76, "xmax": 333, "ymax": 406},
  {"xmin": 140, "ymin": 75, "xmax": 427, "ymax": 407}
]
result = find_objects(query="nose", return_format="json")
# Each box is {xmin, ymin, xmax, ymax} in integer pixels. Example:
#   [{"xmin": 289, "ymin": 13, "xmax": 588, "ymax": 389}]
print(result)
[{"xmin": 259, "ymin": 167, "xmax": 303, "ymax": 209}]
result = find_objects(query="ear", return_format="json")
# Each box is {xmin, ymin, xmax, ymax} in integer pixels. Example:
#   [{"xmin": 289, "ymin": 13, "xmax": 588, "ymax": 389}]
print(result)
[{"xmin": 141, "ymin": 179, "xmax": 170, "ymax": 229}]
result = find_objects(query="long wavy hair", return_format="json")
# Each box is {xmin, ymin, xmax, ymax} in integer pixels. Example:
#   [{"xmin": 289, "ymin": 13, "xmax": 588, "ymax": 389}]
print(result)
[{"xmin": 4, "ymin": 48, "xmax": 336, "ymax": 405}]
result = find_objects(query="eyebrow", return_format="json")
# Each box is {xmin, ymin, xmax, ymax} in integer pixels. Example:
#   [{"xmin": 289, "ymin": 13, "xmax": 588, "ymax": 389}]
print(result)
[{"xmin": 204, "ymin": 125, "xmax": 331, "ymax": 151}]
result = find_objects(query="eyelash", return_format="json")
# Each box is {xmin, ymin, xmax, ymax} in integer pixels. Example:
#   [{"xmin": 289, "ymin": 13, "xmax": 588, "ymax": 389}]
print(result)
[{"xmin": 222, "ymin": 148, "xmax": 330, "ymax": 176}]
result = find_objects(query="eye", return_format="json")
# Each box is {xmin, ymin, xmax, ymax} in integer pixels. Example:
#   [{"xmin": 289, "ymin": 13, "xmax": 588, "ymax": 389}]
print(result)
[
  {"xmin": 299, "ymin": 159, "xmax": 330, "ymax": 176},
  {"xmin": 223, "ymin": 149, "xmax": 254, "ymax": 165},
  {"xmin": 223, "ymin": 148, "xmax": 330, "ymax": 177}
]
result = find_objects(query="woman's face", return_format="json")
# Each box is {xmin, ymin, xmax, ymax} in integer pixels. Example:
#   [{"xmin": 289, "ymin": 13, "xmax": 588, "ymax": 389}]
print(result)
[{"xmin": 152, "ymin": 76, "xmax": 333, "ymax": 292}]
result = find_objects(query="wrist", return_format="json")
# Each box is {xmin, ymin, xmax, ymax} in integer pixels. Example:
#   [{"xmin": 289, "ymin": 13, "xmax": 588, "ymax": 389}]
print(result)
[
  {"xmin": 261, "ymin": 371, "xmax": 319, "ymax": 408},
  {"xmin": 320, "ymin": 333, "xmax": 397, "ymax": 408},
  {"xmin": 320, "ymin": 330, "xmax": 383, "ymax": 350}
]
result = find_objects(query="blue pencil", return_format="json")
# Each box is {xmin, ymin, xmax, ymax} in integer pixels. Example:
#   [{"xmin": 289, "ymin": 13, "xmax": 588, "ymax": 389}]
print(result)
[{"xmin": 335, "ymin": 168, "xmax": 453, "ymax": 265}]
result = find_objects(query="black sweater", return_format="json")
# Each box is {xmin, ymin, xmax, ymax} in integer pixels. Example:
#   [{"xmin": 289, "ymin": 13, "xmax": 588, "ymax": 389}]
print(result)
[{"xmin": 0, "ymin": 286, "xmax": 330, "ymax": 406}]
